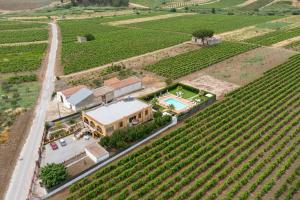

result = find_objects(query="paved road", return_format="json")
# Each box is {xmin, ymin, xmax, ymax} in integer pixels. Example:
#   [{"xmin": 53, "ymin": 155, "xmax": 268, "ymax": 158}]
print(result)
[
  {"xmin": 5, "ymin": 22, "xmax": 58, "ymax": 200},
  {"xmin": 43, "ymin": 116, "xmax": 177, "ymax": 199}
]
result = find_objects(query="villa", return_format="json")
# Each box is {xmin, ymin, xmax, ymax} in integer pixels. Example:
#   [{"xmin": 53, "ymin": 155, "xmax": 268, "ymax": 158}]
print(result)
[{"xmin": 82, "ymin": 98, "xmax": 153, "ymax": 137}]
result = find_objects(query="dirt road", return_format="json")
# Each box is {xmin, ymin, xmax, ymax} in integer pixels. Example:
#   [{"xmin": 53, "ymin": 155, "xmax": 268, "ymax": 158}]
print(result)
[{"xmin": 4, "ymin": 22, "xmax": 58, "ymax": 200}]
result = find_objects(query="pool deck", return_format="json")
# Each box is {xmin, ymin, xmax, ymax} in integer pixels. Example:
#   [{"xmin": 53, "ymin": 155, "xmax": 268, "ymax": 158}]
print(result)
[{"xmin": 158, "ymin": 93, "xmax": 195, "ymax": 114}]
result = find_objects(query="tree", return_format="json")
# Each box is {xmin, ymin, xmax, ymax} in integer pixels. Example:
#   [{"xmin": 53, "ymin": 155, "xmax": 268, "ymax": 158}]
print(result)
[
  {"xmin": 40, "ymin": 163, "xmax": 68, "ymax": 189},
  {"xmin": 192, "ymin": 29, "xmax": 214, "ymax": 45},
  {"xmin": 168, "ymin": 104, "xmax": 175, "ymax": 111}
]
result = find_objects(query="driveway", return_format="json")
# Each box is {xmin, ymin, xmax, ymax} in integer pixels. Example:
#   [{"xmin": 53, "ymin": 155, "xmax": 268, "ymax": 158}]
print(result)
[{"xmin": 42, "ymin": 135, "xmax": 98, "ymax": 166}]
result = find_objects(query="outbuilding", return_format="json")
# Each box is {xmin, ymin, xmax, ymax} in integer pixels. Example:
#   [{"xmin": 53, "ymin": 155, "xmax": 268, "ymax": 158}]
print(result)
[
  {"xmin": 104, "ymin": 76, "xmax": 142, "ymax": 97},
  {"xmin": 57, "ymin": 85, "xmax": 93, "ymax": 112},
  {"xmin": 85, "ymin": 143, "xmax": 109, "ymax": 163}
]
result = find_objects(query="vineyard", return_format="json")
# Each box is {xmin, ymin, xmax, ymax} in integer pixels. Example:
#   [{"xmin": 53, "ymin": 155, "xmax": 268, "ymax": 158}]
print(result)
[
  {"xmin": 286, "ymin": 40, "xmax": 300, "ymax": 51},
  {"xmin": 65, "ymin": 53, "xmax": 300, "ymax": 200},
  {"xmin": 146, "ymin": 41, "xmax": 257, "ymax": 79},
  {"xmin": 0, "ymin": 20, "xmax": 47, "ymax": 30},
  {"xmin": 0, "ymin": 44, "xmax": 47, "ymax": 73},
  {"xmin": 0, "ymin": 29, "xmax": 48, "ymax": 44},
  {"xmin": 126, "ymin": 14, "xmax": 281, "ymax": 34},
  {"xmin": 59, "ymin": 22, "xmax": 189, "ymax": 74},
  {"xmin": 196, "ymin": 0, "xmax": 245, "ymax": 8},
  {"xmin": 240, "ymin": 0, "xmax": 274, "ymax": 10},
  {"xmin": 246, "ymin": 27, "xmax": 300, "ymax": 46}
]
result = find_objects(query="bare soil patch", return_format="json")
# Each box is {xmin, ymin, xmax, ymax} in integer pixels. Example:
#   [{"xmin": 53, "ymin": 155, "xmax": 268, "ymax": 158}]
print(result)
[
  {"xmin": 236, "ymin": 0, "xmax": 258, "ymax": 7},
  {"xmin": 0, "ymin": 110, "xmax": 33, "ymax": 199},
  {"xmin": 187, "ymin": 47, "xmax": 296, "ymax": 86},
  {"xmin": 293, "ymin": 0, "xmax": 300, "ymax": 8},
  {"xmin": 221, "ymin": 26, "xmax": 272, "ymax": 41},
  {"xmin": 180, "ymin": 75, "xmax": 239, "ymax": 99},
  {"xmin": 128, "ymin": 2, "xmax": 149, "ymax": 9},
  {"xmin": 107, "ymin": 13, "xmax": 195, "ymax": 26}
]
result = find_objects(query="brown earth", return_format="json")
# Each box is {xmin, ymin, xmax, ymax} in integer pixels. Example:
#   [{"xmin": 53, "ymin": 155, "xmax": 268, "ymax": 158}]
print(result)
[
  {"xmin": 0, "ymin": 0, "xmax": 51, "ymax": 10},
  {"xmin": 181, "ymin": 47, "xmax": 296, "ymax": 87},
  {"xmin": 0, "ymin": 110, "xmax": 34, "ymax": 199}
]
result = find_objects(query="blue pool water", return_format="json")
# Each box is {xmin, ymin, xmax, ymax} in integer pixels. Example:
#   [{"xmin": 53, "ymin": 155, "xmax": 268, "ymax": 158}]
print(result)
[{"xmin": 164, "ymin": 98, "xmax": 187, "ymax": 110}]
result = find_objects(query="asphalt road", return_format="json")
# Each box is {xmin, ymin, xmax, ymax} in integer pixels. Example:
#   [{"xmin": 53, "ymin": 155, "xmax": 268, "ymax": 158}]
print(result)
[{"xmin": 5, "ymin": 22, "xmax": 58, "ymax": 200}]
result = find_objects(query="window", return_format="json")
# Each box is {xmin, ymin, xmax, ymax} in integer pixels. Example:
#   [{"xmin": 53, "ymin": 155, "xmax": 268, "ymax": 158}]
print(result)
[
  {"xmin": 145, "ymin": 110, "xmax": 148, "ymax": 116},
  {"xmin": 138, "ymin": 113, "xmax": 142, "ymax": 118},
  {"xmin": 84, "ymin": 117, "xmax": 89, "ymax": 124},
  {"xmin": 90, "ymin": 121, "xmax": 95, "ymax": 128},
  {"xmin": 119, "ymin": 121, "xmax": 123, "ymax": 128},
  {"xmin": 106, "ymin": 126, "xmax": 114, "ymax": 133}
]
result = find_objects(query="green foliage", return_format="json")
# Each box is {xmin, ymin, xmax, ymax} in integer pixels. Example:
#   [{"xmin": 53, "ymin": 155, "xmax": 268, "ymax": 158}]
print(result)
[
  {"xmin": 246, "ymin": 27, "xmax": 300, "ymax": 46},
  {"xmin": 74, "ymin": 0, "xmax": 129, "ymax": 7},
  {"xmin": 100, "ymin": 115, "xmax": 172, "ymax": 149},
  {"xmin": 147, "ymin": 41, "xmax": 257, "ymax": 79},
  {"xmin": 0, "ymin": 29, "xmax": 48, "ymax": 44},
  {"xmin": 59, "ymin": 21, "xmax": 189, "ymax": 74},
  {"xmin": 127, "ymin": 14, "xmax": 281, "ymax": 34},
  {"xmin": 0, "ymin": 44, "xmax": 47, "ymax": 73},
  {"xmin": 84, "ymin": 33, "xmax": 95, "ymax": 41},
  {"xmin": 67, "ymin": 55, "xmax": 300, "ymax": 199},
  {"xmin": 7, "ymin": 74, "xmax": 37, "ymax": 84},
  {"xmin": 40, "ymin": 163, "xmax": 68, "ymax": 189}
]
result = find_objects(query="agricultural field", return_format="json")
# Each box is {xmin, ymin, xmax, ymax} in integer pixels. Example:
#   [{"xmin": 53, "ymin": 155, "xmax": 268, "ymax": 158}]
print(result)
[
  {"xmin": 246, "ymin": 26, "xmax": 300, "ymax": 46},
  {"xmin": 196, "ymin": 0, "xmax": 245, "ymax": 8},
  {"xmin": 126, "ymin": 14, "xmax": 282, "ymax": 34},
  {"xmin": 0, "ymin": 44, "xmax": 47, "ymax": 73},
  {"xmin": 240, "ymin": 0, "xmax": 274, "ymax": 10},
  {"xmin": 59, "ymin": 21, "xmax": 190, "ymax": 74},
  {"xmin": 0, "ymin": 20, "xmax": 47, "ymax": 30},
  {"xmin": 146, "ymin": 41, "xmax": 257, "ymax": 79},
  {"xmin": 0, "ymin": 29, "xmax": 48, "ymax": 44},
  {"xmin": 285, "ymin": 40, "xmax": 300, "ymax": 51},
  {"xmin": 64, "ymin": 54, "xmax": 300, "ymax": 200}
]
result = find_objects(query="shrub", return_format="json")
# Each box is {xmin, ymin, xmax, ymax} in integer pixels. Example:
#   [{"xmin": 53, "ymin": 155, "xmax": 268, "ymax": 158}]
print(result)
[
  {"xmin": 40, "ymin": 163, "xmax": 68, "ymax": 189},
  {"xmin": 84, "ymin": 33, "xmax": 95, "ymax": 41},
  {"xmin": 170, "ymin": 8, "xmax": 176, "ymax": 12}
]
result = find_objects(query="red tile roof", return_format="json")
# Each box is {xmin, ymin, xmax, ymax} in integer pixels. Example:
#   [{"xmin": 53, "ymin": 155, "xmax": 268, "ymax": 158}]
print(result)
[
  {"xmin": 61, "ymin": 85, "xmax": 86, "ymax": 97},
  {"xmin": 104, "ymin": 76, "xmax": 141, "ymax": 89}
]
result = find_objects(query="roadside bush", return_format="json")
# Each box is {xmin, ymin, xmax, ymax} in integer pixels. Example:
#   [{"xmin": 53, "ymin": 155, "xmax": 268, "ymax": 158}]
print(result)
[
  {"xmin": 7, "ymin": 74, "xmax": 37, "ymax": 84},
  {"xmin": 40, "ymin": 163, "xmax": 68, "ymax": 189}
]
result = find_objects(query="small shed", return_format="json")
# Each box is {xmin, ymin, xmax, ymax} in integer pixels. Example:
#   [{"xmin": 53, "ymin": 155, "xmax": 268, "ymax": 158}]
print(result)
[
  {"xmin": 77, "ymin": 36, "xmax": 87, "ymax": 43},
  {"xmin": 85, "ymin": 143, "xmax": 109, "ymax": 163}
]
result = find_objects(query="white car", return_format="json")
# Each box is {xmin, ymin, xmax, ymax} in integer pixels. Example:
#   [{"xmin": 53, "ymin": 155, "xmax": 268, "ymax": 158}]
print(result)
[
  {"xmin": 83, "ymin": 135, "xmax": 90, "ymax": 140},
  {"xmin": 59, "ymin": 139, "xmax": 67, "ymax": 146}
]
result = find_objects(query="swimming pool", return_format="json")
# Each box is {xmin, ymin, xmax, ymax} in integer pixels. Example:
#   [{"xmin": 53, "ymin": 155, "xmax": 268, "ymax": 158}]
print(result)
[{"xmin": 164, "ymin": 98, "xmax": 188, "ymax": 110}]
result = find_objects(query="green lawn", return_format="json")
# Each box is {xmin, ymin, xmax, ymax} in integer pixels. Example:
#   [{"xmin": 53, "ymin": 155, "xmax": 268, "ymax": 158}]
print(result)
[
  {"xmin": 126, "ymin": 14, "xmax": 281, "ymax": 34},
  {"xmin": 169, "ymin": 86, "xmax": 198, "ymax": 99}
]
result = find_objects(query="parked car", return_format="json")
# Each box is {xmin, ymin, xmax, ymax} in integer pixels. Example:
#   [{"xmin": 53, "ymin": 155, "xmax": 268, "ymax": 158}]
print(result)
[
  {"xmin": 83, "ymin": 135, "xmax": 90, "ymax": 140},
  {"xmin": 59, "ymin": 139, "xmax": 67, "ymax": 146},
  {"xmin": 50, "ymin": 142, "xmax": 58, "ymax": 150}
]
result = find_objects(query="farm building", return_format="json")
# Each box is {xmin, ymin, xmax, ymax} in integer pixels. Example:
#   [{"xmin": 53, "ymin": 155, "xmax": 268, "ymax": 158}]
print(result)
[
  {"xmin": 82, "ymin": 98, "xmax": 153, "ymax": 137},
  {"xmin": 104, "ymin": 76, "xmax": 142, "ymax": 97},
  {"xmin": 85, "ymin": 143, "xmax": 109, "ymax": 163},
  {"xmin": 57, "ymin": 85, "xmax": 93, "ymax": 111},
  {"xmin": 57, "ymin": 85, "xmax": 115, "ymax": 112},
  {"xmin": 192, "ymin": 36, "xmax": 221, "ymax": 45}
]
